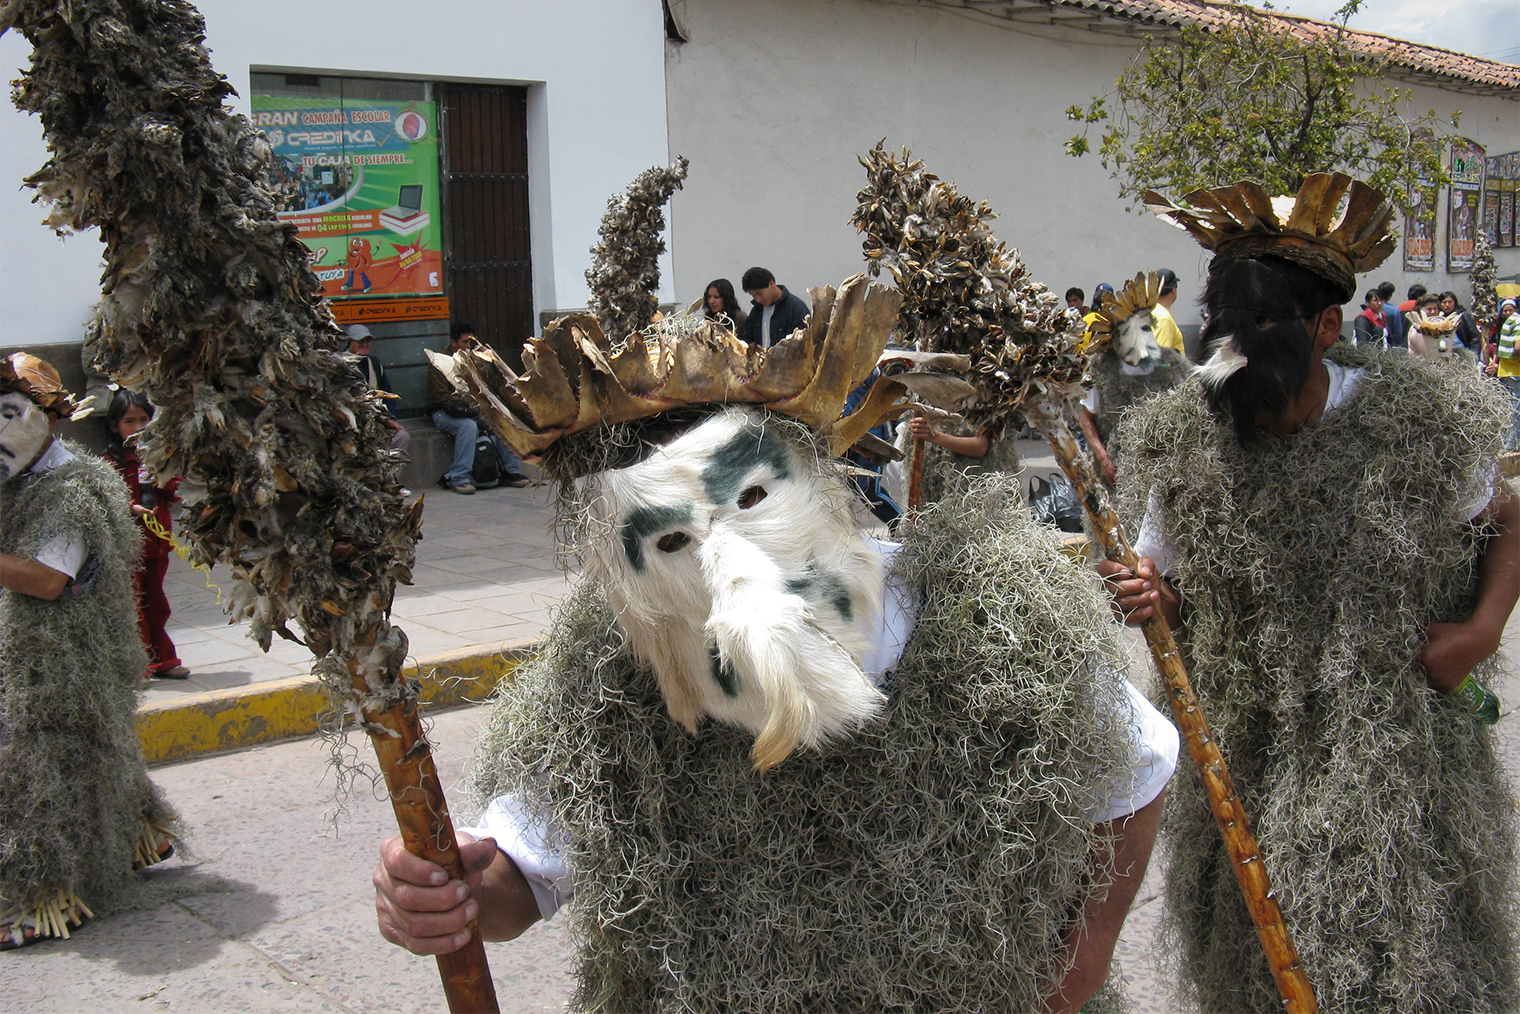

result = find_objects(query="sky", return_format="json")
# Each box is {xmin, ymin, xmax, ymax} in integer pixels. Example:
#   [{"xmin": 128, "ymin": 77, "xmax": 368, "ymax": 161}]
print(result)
[{"xmin": 1275, "ymin": 0, "xmax": 1520, "ymax": 64}]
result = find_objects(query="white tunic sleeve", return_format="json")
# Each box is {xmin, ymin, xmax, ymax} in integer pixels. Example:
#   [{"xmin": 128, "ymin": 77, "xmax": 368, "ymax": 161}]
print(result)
[{"xmin": 458, "ymin": 796, "xmax": 573, "ymax": 921}]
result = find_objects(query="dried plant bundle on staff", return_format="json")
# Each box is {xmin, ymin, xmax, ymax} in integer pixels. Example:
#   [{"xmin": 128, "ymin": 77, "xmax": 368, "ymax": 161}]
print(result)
[
  {"xmin": 853, "ymin": 142, "xmax": 1071, "ymax": 506},
  {"xmin": 585, "ymin": 157, "xmax": 688, "ymax": 344},
  {"xmin": 855, "ymin": 142, "xmax": 1318, "ymax": 1012},
  {"xmin": 2, "ymin": 1, "xmax": 494, "ymax": 1008}
]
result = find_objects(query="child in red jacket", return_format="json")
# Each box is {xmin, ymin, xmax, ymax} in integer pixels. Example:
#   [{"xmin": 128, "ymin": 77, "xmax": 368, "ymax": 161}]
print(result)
[{"xmin": 103, "ymin": 389, "xmax": 188, "ymax": 679}]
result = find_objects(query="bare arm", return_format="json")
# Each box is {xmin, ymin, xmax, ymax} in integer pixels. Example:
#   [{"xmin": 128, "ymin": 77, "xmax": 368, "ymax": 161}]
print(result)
[
  {"xmin": 0, "ymin": 553, "xmax": 70, "ymax": 601},
  {"xmin": 374, "ymin": 833, "xmax": 542, "ymax": 954},
  {"xmin": 1079, "ymin": 406, "xmax": 1115, "ymax": 486},
  {"xmin": 1044, "ymin": 790, "xmax": 1165, "ymax": 1013},
  {"xmin": 909, "ymin": 415, "xmax": 989, "ymax": 458},
  {"xmin": 1421, "ymin": 482, "xmax": 1519, "ymax": 692},
  {"xmin": 1096, "ymin": 556, "xmax": 1182, "ymax": 630}
]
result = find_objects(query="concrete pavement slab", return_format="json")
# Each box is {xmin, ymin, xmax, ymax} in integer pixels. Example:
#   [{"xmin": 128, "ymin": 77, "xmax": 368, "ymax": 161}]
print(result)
[{"xmin": 0, "ymin": 707, "xmax": 574, "ymax": 1013}]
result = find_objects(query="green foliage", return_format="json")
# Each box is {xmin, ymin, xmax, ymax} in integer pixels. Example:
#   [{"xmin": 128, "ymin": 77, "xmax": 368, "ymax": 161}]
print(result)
[{"xmin": 1065, "ymin": 7, "xmax": 1456, "ymax": 212}]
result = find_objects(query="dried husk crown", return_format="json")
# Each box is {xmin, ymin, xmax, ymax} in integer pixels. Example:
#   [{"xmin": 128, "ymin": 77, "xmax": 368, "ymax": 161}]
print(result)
[
  {"xmin": 429, "ymin": 273, "xmax": 944, "ymax": 461},
  {"xmin": 1083, "ymin": 271, "xmax": 1164, "ymax": 352},
  {"xmin": 0, "ymin": 353, "xmax": 88, "ymax": 419},
  {"xmin": 1143, "ymin": 172, "xmax": 1396, "ymax": 301}
]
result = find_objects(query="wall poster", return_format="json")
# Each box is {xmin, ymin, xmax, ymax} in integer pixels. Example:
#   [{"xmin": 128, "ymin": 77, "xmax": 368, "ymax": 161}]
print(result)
[
  {"xmin": 1403, "ymin": 189, "xmax": 1436, "ymax": 271},
  {"xmin": 1447, "ymin": 138, "xmax": 1484, "ymax": 272},
  {"xmin": 251, "ymin": 96, "xmax": 447, "ymax": 321},
  {"xmin": 1403, "ymin": 129, "xmax": 1438, "ymax": 272},
  {"xmin": 1487, "ymin": 152, "xmax": 1519, "ymax": 249}
]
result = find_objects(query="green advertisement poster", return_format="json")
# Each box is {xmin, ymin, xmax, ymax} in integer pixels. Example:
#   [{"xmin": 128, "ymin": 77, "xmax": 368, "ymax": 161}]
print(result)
[{"xmin": 252, "ymin": 96, "xmax": 444, "ymax": 309}]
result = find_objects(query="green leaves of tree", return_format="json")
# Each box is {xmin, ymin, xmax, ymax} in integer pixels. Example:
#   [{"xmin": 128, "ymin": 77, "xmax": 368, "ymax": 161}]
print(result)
[{"xmin": 1064, "ymin": 9, "xmax": 1455, "ymax": 213}]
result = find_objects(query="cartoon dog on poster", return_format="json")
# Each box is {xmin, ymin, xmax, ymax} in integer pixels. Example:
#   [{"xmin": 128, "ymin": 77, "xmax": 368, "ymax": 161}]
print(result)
[{"xmin": 343, "ymin": 237, "xmax": 373, "ymax": 294}]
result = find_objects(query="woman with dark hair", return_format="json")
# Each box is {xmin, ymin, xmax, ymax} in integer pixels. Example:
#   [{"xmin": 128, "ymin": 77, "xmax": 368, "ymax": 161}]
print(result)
[
  {"xmin": 1439, "ymin": 290, "xmax": 1481, "ymax": 350},
  {"xmin": 102, "ymin": 388, "xmax": 187, "ymax": 679},
  {"xmin": 689, "ymin": 278, "xmax": 748, "ymax": 333},
  {"xmin": 1352, "ymin": 287, "xmax": 1388, "ymax": 348}
]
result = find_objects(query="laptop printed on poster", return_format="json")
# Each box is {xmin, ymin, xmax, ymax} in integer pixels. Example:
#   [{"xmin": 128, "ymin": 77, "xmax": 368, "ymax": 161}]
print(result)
[{"xmin": 380, "ymin": 184, "xmax": 430, "ymax": 236}]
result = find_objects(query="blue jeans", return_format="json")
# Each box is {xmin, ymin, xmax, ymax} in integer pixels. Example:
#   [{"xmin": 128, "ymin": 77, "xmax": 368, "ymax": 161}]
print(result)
[
  {"xmin": 431, "ymin": 410, "xmax": 520, "ymax": 486},
  {"xmin": 1500, "ymin": 376, "xmax": 1520, "ymax": 452}
]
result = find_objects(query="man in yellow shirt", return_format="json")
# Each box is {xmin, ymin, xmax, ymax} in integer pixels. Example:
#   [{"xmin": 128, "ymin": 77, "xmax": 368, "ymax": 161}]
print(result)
[{"xmin": 1151, "ymin": 268, "xmax": 1185, "ymax": 354}]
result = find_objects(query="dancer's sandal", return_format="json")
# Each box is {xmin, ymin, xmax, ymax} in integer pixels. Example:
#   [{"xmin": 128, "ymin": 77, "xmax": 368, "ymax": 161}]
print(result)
[
  {"xmin": 133, "ymin": 817, "xmax": 177, "ymax": 869},
  {"xmin": 0, "ymin": 886, "xmax": 93, "ymax": 950}
]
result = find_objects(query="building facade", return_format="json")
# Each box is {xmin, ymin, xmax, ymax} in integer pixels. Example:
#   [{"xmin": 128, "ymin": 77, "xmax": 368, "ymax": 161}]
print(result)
[{"xmin": 2, "ymin": 0, "xmax": 1516, "ymax": 414}]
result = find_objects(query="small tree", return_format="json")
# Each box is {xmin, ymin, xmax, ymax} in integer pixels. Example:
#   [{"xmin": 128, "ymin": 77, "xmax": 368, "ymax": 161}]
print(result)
[{"xmin": 1064, "ymin": 3, "xmax": 1455, "ymax": 212}]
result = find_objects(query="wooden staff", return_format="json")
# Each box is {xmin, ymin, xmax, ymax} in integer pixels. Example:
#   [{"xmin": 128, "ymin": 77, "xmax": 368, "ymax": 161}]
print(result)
[
  {"xmin": 352, "ymin": 637, "xmax": 498, "ymax": 1013},
  {"xmin": 907, "ymin": 432, "xmax": 927, "ymax": 511},
  {"xmin": 1025, "ymin": 401, "xmax": 1318, "ymax": 1014}
]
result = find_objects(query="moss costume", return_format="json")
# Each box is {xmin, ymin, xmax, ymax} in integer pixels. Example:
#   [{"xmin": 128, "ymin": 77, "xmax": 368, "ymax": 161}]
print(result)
[
  {"xmin": 470, "ymin": 481, "xmax": 1144, "ymax": 1013},
  {"xmin": 0, "ymin": 441, "xmax": 179, "ymax": 927},
  {"xmin": 1086, "ymin": 346, "xmax": 1191, "ymax": 458},
  {"xmin": 1118, "ymin": 346, "xmax": 1519, "ymax": 1013},
  {"xmin": 915, "ymin": 425, "xmax": 1022, "ymax": 507}
]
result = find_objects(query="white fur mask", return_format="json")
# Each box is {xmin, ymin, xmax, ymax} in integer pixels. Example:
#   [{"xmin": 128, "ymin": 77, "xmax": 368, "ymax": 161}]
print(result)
[
  {"xmin": 1113, "ymin": 308, "xmax": 1163, "ymax": 370},
  {"xmin": 579, "ymin": 408, "xmax": 885, "ymax": 771},
  {"xmin": 0, "ymin": 392, "xmax": 50, "ymax": 483}
]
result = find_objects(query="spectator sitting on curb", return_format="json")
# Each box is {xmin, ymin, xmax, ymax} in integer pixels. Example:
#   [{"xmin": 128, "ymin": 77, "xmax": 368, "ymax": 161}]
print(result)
[
  {"xmin": 739, "ymin": 267, "xmax": 810, "ymax": 349},
  {"xmin": 427, "ymin": 323, "xmax": 529, "ymax": 494},
  {"xmin": 345, "ymin": 324, "xmax": 411, "ymax": 455}
]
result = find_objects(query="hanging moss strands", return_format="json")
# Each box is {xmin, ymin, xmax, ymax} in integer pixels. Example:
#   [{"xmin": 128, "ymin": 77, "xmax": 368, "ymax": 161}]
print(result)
[
  {"xmin": 469, "ymin": 473, "xmax": 1139, "ymax": 1013},
  {"xmin": 0, "ymin": 438, "xmax": 182, "ymax": 946},
  {"xmin": 4, "ymin": 2, "xmax": 492, "ymax": 1007}
]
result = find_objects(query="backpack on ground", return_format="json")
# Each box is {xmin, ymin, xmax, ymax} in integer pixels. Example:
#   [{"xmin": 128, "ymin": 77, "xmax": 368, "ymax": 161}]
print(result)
[{"xmin": 471, "ymin": 435, "xmax": 501, "ymax": 488}]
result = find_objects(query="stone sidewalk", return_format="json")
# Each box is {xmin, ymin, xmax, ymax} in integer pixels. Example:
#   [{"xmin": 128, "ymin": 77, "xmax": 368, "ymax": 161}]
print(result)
[{"xmin": 140, "ymin": 473, "xmax": 569, "ymax": 710}]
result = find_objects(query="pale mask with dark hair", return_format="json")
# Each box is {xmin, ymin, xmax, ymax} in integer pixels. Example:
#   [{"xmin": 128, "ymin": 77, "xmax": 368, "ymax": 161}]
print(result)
[
  {"xmin": 579, "ymin": 408, "xmax": 885, "ymax": 772},
  {"xmin": 0, "ymin": 392, "xmax": 50, "ymax": 483}
]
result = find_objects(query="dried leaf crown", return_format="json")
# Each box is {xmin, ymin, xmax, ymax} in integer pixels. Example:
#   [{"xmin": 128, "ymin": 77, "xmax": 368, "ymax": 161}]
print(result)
[
  {"xmin": 1143, "ymin": 173, "xmax": 1396, "ymax": 301},
  {"xmin": 428, "ymin": 273, "xmax": 962, "ymax": 463},
  {"xmin": 0, "ymin": 352, "xmax": 87, "ymax": 419},
  {"xmin": 1083, "ymin": 271, "xmax": 1164, "ymax": 351}
]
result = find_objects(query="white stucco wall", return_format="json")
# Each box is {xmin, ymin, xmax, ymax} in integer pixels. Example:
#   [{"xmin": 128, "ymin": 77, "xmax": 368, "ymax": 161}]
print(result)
[
  {"xmin": 0, "ymin": 0, "xmax": 671, "ymax": 346},
  {"xmin": 664, "ymin": 0, "xmax": 1520, "ymax": 332}
]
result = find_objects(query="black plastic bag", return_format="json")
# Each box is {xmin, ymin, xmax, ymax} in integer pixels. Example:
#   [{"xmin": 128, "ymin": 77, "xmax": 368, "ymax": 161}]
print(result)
[{"xmin": 1029, "ymin": 472, "xmax": 1085, "ymax": 533}]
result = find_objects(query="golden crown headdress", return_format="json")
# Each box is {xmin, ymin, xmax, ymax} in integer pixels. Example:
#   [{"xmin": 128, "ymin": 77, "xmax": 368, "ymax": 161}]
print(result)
[
  {"xmin": 1406, "ymin": 311, "xmax": 1460, "ymax": 336},
  {"xmin": 427, "ymin": 274, "xmax": 974, "ymax": 463},
  {"xmin": 0, "ymin": 352, "xmax": 90, "ymax": 420},
  {"xmin": 1143, "ymin": 173, "xmax": 1396, "ymax": 300},
  {"xmin": 1083, "ymin": 271, "xmax": 1164, "ymax": 351}
]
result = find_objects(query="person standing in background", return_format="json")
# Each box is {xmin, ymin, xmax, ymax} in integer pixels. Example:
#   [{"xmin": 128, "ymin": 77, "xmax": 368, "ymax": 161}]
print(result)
[
  {"xmin": 1151, "ymin": 269, "xmax": 1186, "ymax": 354},
  {"xmin": 102, "ymin": 389, "xmax": 187, "ymax": 680},
  {"xmin": 739, "ymin": 267, "xmax": 810, "ymax": 348},
  {"xmin": 689, "ymin": 278, "xmax": 748, "ymax": 333}
]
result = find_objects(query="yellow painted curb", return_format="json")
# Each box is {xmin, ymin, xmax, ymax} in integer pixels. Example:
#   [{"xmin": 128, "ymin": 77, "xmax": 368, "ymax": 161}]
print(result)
[{"xmin": 137, "ymin": 641, "xmax": 534, "ymax": 766}]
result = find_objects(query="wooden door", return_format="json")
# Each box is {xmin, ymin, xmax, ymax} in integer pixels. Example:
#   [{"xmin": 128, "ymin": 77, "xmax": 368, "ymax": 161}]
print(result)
[{"xmin": 438, "ymin": 84, "xmax": 532, "ymax": 364}]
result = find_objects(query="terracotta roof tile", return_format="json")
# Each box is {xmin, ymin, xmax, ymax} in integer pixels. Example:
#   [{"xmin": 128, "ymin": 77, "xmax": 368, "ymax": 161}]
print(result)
[
  {"xmin": 1058, "ymin": 0, "xmax": 1520, "ymax": 93},
  {"xmin": 941, "ymin": 0, "xmax": 1519, "ymax": 94}
]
